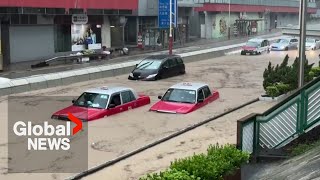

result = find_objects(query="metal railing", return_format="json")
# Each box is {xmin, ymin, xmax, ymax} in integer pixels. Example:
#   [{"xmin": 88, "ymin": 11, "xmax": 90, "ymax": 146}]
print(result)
[{"xmin": 237, "ymin": 76, "xmax": 320, "ymax": 157}]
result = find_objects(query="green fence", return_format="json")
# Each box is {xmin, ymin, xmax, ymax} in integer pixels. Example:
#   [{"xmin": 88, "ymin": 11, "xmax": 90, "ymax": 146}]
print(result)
[{"xmin": 238, "ymin": 76, "xmax": 320, "ymax": 156}]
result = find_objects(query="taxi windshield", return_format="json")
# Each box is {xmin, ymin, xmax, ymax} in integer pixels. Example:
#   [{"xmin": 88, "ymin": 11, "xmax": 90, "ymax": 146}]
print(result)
[
  {"xmin": 136, "ymin": 60, "xmax": 162, "ymax": 70},
  {"xmin": 162, "ymin": 88, "xmax": 196, "ymax": 104},
  {"xmin": 74, "ymin": 92, "xmax": 109, "ymax": 109},
  {"xmin": 246, "ymin": 41, "xmax": 259, "ymax": 47}
]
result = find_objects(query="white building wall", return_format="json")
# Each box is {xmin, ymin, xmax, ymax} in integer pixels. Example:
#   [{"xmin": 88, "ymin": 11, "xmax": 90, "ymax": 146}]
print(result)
[
  {"xmin": 277, "ymin": 13, "xmax": 299, "ymax": 27},
  {"xmin": 101, "ymin": 16, "xmax": 111, "ymax": 48},
  {"xmin": 204, "ymin": 11, "xmax": 213, "ymax": 39}
]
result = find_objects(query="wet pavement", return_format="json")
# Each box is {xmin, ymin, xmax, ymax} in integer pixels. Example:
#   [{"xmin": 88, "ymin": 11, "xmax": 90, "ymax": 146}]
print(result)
[
  {"xmin": 1, "ymin": 48, "xmax": 319, "ymax": 179},
  {"xmin": 0, "ymin": 31, "xmax": 281, "ymax": 79}
]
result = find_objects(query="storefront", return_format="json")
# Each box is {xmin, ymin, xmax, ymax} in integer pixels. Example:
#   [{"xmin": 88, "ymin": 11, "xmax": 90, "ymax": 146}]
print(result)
[
  {"xmin": 0, "ymin": 0, "xmax": 139, "ymax": 67},
  {"xmin": 54, "ymin": 15, "xmax": 103, "ymax": 53}
]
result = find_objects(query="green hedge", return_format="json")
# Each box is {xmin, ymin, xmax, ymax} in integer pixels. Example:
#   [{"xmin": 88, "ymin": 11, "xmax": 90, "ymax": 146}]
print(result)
[
  {"xmin": 266, "ymin": 82, "xmax": 290, "ymax": 98},
  {"xmin": 263, "ymin": 55, "xmax": 314, "ymax": 96},
  {"xmin": 310, "ymin": 67, "xmax": 320, "ymax": 78},
  {"xmin": 140, "ymin": 144, "xmax": 250, "ymax": 180},
  {"xmin": 140, "ymin": 169, "xmax": 199, "ymax": 180}
]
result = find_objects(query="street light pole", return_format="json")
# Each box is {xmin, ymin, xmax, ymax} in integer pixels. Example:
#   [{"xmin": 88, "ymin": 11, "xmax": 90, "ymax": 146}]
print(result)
[
  {"xmin": 298, "ymin": 0, "xmax": 307, "ymax": 88},
  {"xmin": 169, "ymin": 0, "xmax": 173, "ymax": 55},
  {"xmin": 228, "ymin": 0, "xmax": 231, "ymax": 40}
]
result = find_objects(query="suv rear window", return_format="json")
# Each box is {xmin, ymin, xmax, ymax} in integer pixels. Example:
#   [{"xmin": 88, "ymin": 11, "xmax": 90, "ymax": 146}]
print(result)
[{"xmin": 177, "ymin": 58, "xmax": 183, "ymax": 64}]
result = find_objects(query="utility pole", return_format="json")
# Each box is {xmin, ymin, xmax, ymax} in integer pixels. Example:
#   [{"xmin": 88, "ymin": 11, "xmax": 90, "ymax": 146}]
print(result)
[
  {"xmin": 228, "ymin": 0, "xmax": 231, "ymax": 40},
  {"xmin": 298, "ymin": 0, "xmax": 307, "ymax": 88},
  {"xmin": 169, "ymin": 0, "xmax": 173, "ymax": 55}
]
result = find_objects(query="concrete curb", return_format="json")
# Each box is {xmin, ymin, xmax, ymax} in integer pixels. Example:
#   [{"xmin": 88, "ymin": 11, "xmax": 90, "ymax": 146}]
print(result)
[{"xmin": 0, "ymin": 36, "xmax": 280, "ymax": 96}]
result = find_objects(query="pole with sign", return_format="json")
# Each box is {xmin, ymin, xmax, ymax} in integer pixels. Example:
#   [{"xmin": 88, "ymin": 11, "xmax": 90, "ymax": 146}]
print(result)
[
  {"xmin": 169, "ymin": 0, "xmax": 173, "ymax": 55},
  {"xmin": 158, "ymin": 0, "xmax": 177, "ymax": 55}
]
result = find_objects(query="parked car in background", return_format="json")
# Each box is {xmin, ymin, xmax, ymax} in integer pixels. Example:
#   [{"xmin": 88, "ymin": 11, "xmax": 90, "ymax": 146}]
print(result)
[
  {"xmin": 150, "ymin": 82, "xmax": 219, "ymax": 114},
  {"xmin": 52, "ymin": 86, "xmax": 151, "ymax": 121},
  {"xmin": 305, "ymin": 38, "xmax": 320, "ymax": 50},
  {"xmin": 128, "ymin": 55, "xmax": 185, "ymax": 81},
  {"xmin": 241, "ymin": 38, "xmax": 270, "ymax": 55},
  {"xmin": 270, "ymin": 37, "xmax": 299, "ymax": 51}
]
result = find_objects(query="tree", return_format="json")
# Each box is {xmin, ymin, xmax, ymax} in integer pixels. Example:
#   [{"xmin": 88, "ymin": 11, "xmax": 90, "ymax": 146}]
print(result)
[{"xmin": 263, "ymin": 55, "xmax": 314, "ymax": 95}]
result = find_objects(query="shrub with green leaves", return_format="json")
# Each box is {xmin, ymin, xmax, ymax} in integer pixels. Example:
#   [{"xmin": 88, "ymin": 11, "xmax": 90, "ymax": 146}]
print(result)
[
  {"xmin": 140, "ymin": 169, "xmax": 199, "ymax": 180},
  {"xmin": 266, "ymin": 86, "xmax": 280, "ymax": 98},
  {"xmin": 170, "ymin": 144, "xmax": 249, "ymax": 180},
  {"xmin": 275, "ymin": 83, "xmax": 290, "ymax": 95},
  {"xmin": 263, "ymin": 55, "xmax": 314, "ymax": 96},
  {"xmin": 311, "ymin": 67, "xmax": 320, "ymax": 78},
  {"xmin": 140, "ymin": 144, "xmax": 250, "ymax": 180}
]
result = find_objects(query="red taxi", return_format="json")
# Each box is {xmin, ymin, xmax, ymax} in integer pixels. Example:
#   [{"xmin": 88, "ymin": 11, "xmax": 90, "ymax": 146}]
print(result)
[
  {"xmin": 52, "ymin": 86, "xmax": 151, "ymax": 121},
  {"xmin": 150, "ymin": 82, "xmax": 219, "ymax": 114}
]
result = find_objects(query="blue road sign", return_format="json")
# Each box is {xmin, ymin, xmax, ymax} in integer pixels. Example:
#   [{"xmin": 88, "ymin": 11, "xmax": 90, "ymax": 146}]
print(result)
[{"xmin": 158, "ymin": 0, "xmax": 177, "ymax": 29}]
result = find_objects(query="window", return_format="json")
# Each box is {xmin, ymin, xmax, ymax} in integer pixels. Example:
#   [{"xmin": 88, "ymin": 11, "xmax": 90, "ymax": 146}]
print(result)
[
  {"xmin": 74, "ymin": 92, "xmax": 109, "ymax": 109},
  {"xmin": 198, "ymin": 89, "xmax": 205, "ymax": 101},
  {"xmin": 264, "ymin": 41, "xmax": 268, "ymax": 47},
  {"xmin": 203, "ymin": 86, "xmax": 212, "ymax": 98},
  {"xmin": 121, "ymin": 91, "xmax": 136, "ymax": 104},
  {"xmin": 110, "ymin": 94, "xmax": 122, "ymax": 106},
  {"xmin": 177, "ymin": 58, "xmax": 183, "ymax": 64},
  {"xmin": 167, "ymin": 59, "xmax": 177, "ymax": 68},
  {"xmin": 162, "ymin": 88, "xmax": 196, "ymax": 104},
  {"xmin": 162, "ymin": 61, "xmax": 169, "ymax": 68},
  {"xmin": 136, "ymin": 60, "xmax": 162, "ymax": 70}
]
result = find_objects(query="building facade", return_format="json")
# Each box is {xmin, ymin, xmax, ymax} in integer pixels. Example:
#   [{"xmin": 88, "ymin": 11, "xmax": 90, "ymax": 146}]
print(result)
[
  {"xmin": 0, "ymin": 0, "xmax": 138, "ymax": 67},
  {"xmin": 194, "ymin": 0, "xmax": 317, "ymax": 39},
  {"xmin": 137, "ymin": 0, "xmax": 201, "ymax": 48},
  {"xmin": 0, "ymin": 0, "xmax": 202, "ymax": 68}
]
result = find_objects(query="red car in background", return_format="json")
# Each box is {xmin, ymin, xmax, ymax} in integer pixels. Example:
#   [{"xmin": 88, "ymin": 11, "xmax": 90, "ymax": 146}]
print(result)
[
  {"xmin": 241, "ymin": 38, "xmax": 270, "ymax": 55},
  {"xmin": 150, "ymin": 82, "xmax": 220, "ymax": 114},
  {"xmin": 52, "ymin": 86, "xmax": 151, "ymax": 121}
]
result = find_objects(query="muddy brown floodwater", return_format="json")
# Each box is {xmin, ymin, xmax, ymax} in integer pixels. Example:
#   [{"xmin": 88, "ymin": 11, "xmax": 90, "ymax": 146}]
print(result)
[{"xmin": 0, "ymin": 49, "xmax": 319, "ymax": 180}]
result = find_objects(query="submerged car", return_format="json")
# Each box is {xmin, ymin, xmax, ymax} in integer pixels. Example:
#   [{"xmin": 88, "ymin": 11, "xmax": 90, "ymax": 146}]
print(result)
[
  {"xmin": 305, "ymin": 38, "xmax": 320, "ymax": 50},
  {"xmin": 128, "ymin": 55, "xmax": 185, "ymax": 81},
  {"xmin": 52, "ymin": 86, "xmax": 151, "ymax": 121},
  {"xmin": 150, "ymin": 82, "xmax": 220, "ymax": 114},
  {"xmin": 241, "ymin": 38, "xmax": 270, "ymax": 55},
  {"xmin": 270, "ymin": 37, "xmax": 298, "ymax": 51}
]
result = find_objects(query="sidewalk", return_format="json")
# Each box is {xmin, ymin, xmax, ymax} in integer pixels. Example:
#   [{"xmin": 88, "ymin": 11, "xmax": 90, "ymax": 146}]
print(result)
[{"xmin": 0, "ymin": 30, "xmax": 281, "ymax": 79}]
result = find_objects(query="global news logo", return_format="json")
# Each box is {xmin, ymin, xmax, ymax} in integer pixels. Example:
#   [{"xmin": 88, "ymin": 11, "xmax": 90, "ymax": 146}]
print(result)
[{"xmin": 12, "ymin": 113, "xmax": 82, "ymax": 151}]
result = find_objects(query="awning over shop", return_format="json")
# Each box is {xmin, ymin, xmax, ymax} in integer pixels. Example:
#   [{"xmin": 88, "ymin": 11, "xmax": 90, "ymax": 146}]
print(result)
[
  {"xmin": 0, "ymin": 0, "xmax": 139, "ymax": 10},
  {"xmin": 195, "ymin": 4, "xmax": 317, "ymax": 14}
]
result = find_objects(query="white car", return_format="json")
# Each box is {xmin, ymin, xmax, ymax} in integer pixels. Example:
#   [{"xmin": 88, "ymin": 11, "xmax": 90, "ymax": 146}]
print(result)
[
  {"xmin": 270, "ymin": 37, "xmax": 299, "ymax": 51},
  {"xmin": 306, "ymin": 38, "xmax": 320, "ymax": 50}
]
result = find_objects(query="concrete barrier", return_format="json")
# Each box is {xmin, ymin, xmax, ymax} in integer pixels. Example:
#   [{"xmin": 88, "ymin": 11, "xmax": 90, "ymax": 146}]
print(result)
[
  {"xmin": 25, "ymin": 75, "xmax": 48, "ymax": 90},
  {"xmin": 10, "ymin": 78, "xmax": 30, "ymax": 94},
  {"xmin": 0, "ymin": 35, "xmax": 281, "ymax": 96},
  {"xmin": 0, "ymin": 81, "xmax": 12, "ymax": 96}
]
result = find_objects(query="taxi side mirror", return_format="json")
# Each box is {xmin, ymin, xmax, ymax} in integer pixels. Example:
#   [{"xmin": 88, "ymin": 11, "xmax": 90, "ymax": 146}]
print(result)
[{"xmin": 108, "ymin": 104, "xmax": 116, "ymax": 109}]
